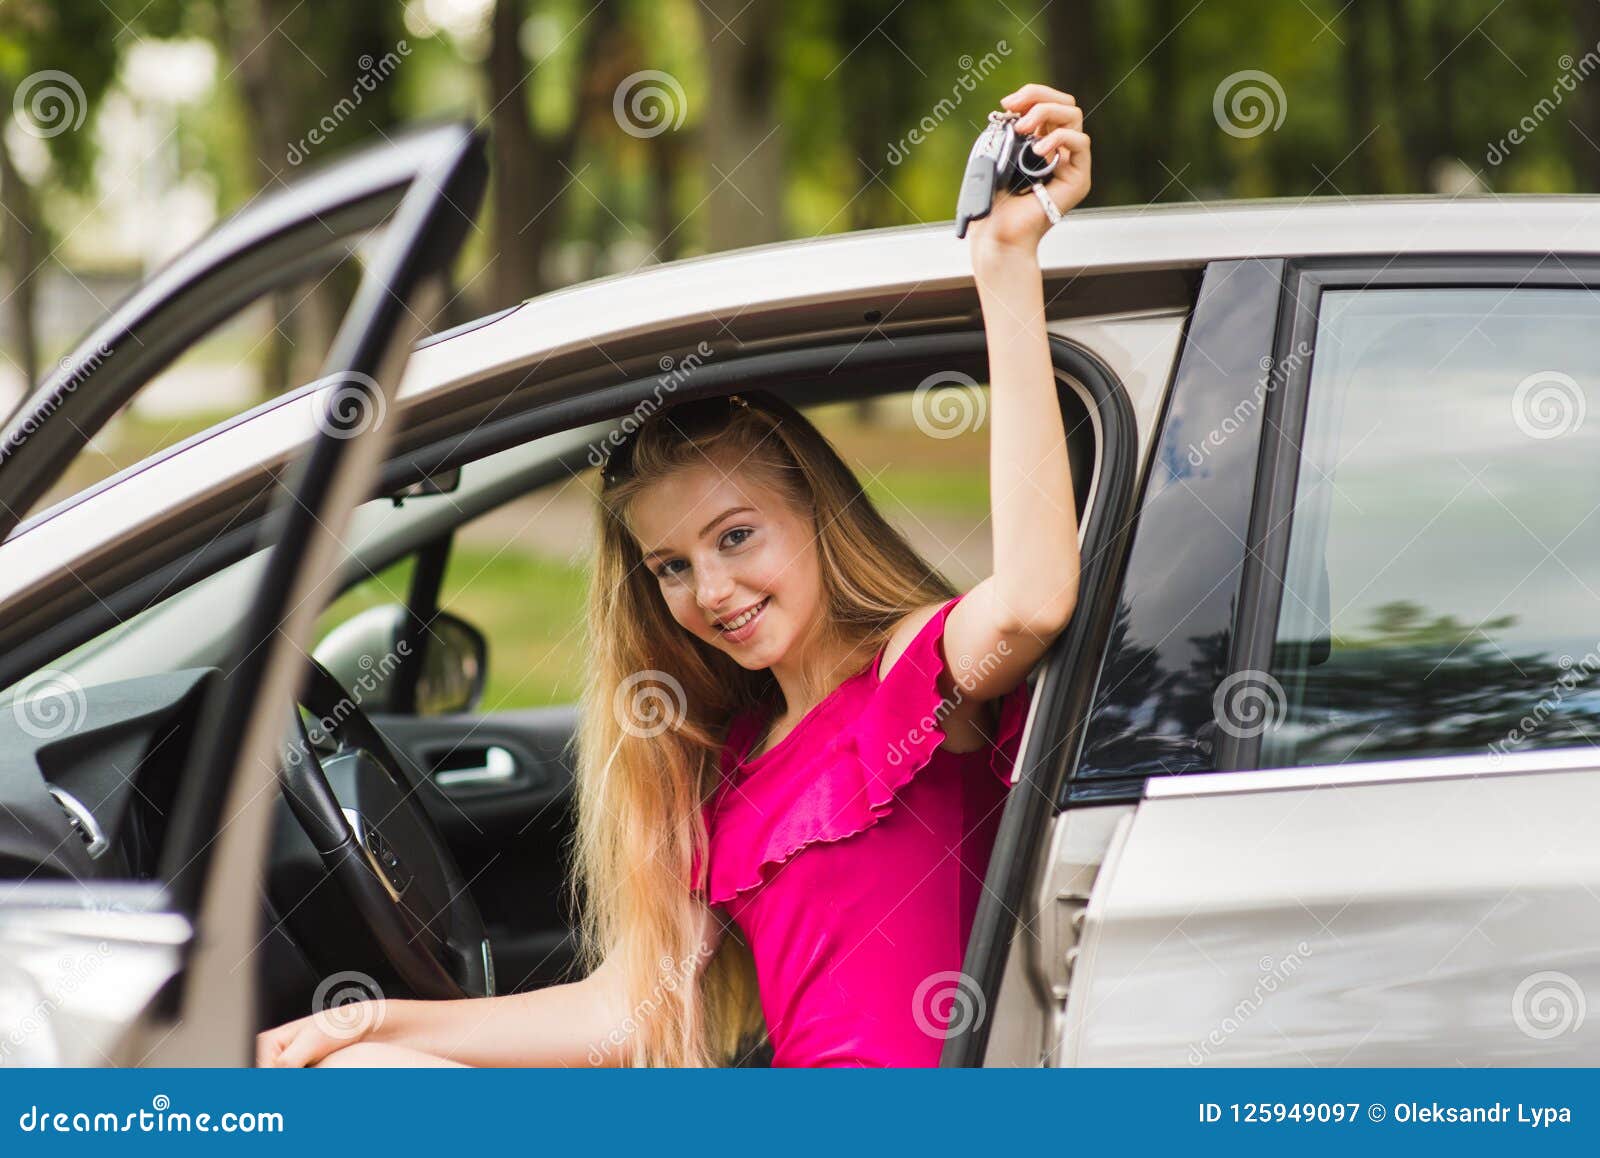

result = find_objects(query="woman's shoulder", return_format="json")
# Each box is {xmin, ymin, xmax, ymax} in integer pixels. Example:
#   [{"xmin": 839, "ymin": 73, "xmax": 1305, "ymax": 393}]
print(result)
[{"xmin": 875, "ymin": 595, "xmax": 963, "ymax": 684}]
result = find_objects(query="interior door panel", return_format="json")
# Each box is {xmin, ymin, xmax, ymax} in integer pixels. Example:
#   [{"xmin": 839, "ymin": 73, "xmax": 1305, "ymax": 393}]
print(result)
[{"xmin": 368, "ymin": 707, "xmax": 581, "ymax": 992}]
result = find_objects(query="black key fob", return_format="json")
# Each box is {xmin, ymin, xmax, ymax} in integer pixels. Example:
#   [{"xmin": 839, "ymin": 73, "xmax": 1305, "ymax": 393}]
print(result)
[{"xmin": 955, "ymin": 119, "xmax": 1006, "ymax": 238}]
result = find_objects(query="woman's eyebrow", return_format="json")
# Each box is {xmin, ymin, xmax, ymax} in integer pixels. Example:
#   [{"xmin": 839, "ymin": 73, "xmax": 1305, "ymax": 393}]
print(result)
[
  {"xmin": 642, "ymin": 506, "xmax": 755, "ymax": 560},
  {"xmin": 699, "ymin": 505, "xmax": 755, "ymax": 537}
]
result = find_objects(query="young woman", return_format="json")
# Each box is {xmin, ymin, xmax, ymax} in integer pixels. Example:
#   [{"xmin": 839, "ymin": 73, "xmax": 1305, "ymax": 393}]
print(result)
[{"xmin": 258, "ymin": 82, "xmax": 1089, "ymax": 1069}]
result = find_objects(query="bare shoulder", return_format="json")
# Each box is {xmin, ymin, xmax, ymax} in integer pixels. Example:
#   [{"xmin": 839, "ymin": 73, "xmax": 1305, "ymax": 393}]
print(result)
[
  {"xmin": 876, "ymin": 601, "xmax": 950, "ymax": 681},
  {"xmin": 877, "ymin": 598, "xmax": 997, "ymax": 754}
]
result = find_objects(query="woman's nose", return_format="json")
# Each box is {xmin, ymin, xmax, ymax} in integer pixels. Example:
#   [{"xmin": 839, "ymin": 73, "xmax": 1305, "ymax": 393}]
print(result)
[{"xmin": 695, "ymin": 561, "xmax": 734, "ymax": 609}]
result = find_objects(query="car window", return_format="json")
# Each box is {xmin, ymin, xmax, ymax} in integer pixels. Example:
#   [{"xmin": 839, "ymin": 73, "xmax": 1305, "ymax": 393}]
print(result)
[{"xmin": 1261, "ymin": 286, "xmax": 1600, "ymax": 768}]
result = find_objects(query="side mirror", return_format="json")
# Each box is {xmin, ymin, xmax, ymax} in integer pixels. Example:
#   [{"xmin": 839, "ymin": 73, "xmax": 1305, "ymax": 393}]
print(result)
[{"xmin": 312, "ymin": 604, "xmax": 488, "ymax": 715}]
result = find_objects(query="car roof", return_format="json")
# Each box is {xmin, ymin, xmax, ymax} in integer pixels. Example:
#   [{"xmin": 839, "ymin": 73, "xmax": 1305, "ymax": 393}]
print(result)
[{"xmin": 394, "ymin": 193, "xmax": 1600, "ymax": 407}]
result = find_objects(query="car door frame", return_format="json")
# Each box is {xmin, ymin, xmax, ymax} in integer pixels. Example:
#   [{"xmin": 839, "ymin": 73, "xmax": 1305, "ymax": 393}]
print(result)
[
  {"xmin": 997, "ymin": 257, "xmax": 1284, "ymax": 1066},
  {"xmin": 0, "ymin": 122, "xmax": 487, "ymax": 1066}
]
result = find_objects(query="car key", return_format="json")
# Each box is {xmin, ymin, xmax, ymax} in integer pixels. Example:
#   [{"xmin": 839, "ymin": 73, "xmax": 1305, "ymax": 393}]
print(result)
[
  {"xmin": 956, "ymin": 112, "xmax": 1061, "ymax": 238},
  {"xmin": 955, "ymin": 115, "xmax": 1009, "ymax": 238}
]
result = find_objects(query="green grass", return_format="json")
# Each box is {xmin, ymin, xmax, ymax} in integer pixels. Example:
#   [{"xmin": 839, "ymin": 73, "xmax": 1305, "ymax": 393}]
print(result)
[
  {"xmin": 866, "ymin": 467, "xmax": 989, "ymax": 520},
  {"xmin": 439, "ymin": 544, "xmax": 592, "ymax": 710},
  {"xmin": 313, "ymin": 558, "xmax": 417, "ymax": 641}
]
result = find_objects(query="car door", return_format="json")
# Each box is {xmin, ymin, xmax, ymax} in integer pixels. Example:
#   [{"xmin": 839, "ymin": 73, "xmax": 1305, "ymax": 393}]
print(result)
[
  {"xmin": 0, "ymin": 123, "xmax": 486, "ymax": 1066},
  {"xmin": 1057, "ymin": 255, "xmax": 1600, "ymax": 1065}
]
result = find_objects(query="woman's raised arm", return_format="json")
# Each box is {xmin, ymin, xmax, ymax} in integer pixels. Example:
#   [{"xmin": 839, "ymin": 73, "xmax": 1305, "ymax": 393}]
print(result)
[{"xmin": 941, "ymin": 82, "xmax": 1091, "ymax": 700}]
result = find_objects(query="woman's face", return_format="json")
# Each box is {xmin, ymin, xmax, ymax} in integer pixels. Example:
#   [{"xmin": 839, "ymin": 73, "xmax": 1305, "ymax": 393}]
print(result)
[{"xmin": 628, "ymin": 462, "xmax": 825, "ymax": 670}]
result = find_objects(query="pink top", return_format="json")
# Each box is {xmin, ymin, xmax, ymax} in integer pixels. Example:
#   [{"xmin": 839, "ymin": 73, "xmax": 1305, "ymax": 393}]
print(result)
[{"xmin": 694, "ymin": 593, "xmax": 1030, "ymax": 1067}]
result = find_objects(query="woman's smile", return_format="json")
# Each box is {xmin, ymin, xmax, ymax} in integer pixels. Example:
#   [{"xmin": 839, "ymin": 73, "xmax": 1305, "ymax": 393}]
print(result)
[{"xmin": 715, "ymin": 596, "xmax": 769, "ymax": 643}]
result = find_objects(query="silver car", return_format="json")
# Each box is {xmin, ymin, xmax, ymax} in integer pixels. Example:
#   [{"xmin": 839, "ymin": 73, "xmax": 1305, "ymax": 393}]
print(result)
[{"xmin": 3, "ymin": 122, "xmax": 1598, "ymax": 1066}]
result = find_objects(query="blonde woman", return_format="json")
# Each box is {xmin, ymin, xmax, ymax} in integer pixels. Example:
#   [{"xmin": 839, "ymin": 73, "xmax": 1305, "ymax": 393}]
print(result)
[{"xmin": 258, "ymin": 82, "xmax": 1088, "ymax": 1068}]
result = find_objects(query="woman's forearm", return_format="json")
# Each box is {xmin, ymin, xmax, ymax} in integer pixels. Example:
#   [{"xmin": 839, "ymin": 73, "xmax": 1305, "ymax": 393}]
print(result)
[
  {"xmin": 365, "ymin": 971, "xmax": 631, "ymax": 1067},
  {"xmin": 973, "ymin": 241, "xmax": 1081, "ymax": 629}
]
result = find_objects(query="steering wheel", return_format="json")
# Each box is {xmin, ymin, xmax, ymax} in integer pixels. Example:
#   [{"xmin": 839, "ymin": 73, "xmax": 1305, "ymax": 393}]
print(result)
[{"xmin": 279, "ymin": 656, "xmax": 494, "ymax": 1000}]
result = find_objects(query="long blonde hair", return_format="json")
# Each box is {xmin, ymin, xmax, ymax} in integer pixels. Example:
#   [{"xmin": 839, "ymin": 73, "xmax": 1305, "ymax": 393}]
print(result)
[{"xmin": 572, "ymin": 390, "xmax": 956, "ymax": 1065}]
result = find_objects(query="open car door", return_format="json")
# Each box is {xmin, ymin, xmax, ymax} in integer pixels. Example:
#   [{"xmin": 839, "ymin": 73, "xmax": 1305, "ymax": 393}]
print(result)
[{"xmin": 0, "ymin": 123, "xmax": 486, "ymax": 1066}]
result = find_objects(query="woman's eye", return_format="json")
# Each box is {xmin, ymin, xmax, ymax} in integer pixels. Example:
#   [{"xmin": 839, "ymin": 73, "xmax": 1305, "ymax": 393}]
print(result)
[
  {"xmin": 721, "ymin": 527, "xmax": 753, "ymax": 549},
  {"xmin": 656, "ymin": 559, "xmax": 687, "ymax": 578}
]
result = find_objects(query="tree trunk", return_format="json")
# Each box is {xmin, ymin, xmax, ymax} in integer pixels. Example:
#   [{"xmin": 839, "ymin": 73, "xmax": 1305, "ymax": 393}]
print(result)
[
  {"xmin": 0, "ymin": 119, "xmax": 42, "ymax": 397},
  {"xmin": 316, "ymin": 3, "xmax": 402, "ymax": 330},
  {"xmin": 1382, "ymin": 0, "xmax": 1430, "ymax": 191},
  {"xmin": 488, "ymin": 0, "xmax": 543, "ymax": 305},
  {"xmin": 649, "ymin": 131, "xmax": 687, "ymax": 262},
  {"xmin": 703, "ymin": 0, "xmax": 784, "ymax": 250},
  {"xmin": 222, "ymin": 0, "xmax": 325, "ymax": 393},
  {"xmin": 1569, "ymin": 0, "xmax": 1600, "ymax": 190},
  {"xmin": 1342, "ymin": 0, "xmax": 1380, "ymax": 192},
  {"xmin": 1141, "ymin": 0, "xmax": 1181, "ymax": 201},
  {"xmin": 1048, "ymin": 0, "xmax": 1126, "ymax": 205},
  {"xmin": 834, "ymin": 0, "xmax": 915, "ymax": 232},
  {"xmin": 487, "ymin": 0, "xmax": 619, "ymax": 300},
  {"xmin": 1426, "ymin": 0, "xmax": 1459, "ymax": 178}
]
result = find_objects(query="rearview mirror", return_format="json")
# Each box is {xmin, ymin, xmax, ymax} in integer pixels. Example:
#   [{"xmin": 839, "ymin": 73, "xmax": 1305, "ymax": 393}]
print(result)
[{"xmin": 313, "ymin": 603, "xmax": 487, "ymax": 715}]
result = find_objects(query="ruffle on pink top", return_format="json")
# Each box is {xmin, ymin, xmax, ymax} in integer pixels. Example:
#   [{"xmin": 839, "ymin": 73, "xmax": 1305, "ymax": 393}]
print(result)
[
  {"xmin": 692, "ymin": 593, "xmax": 1031, "ymax": 1066},
  {"xmin": 701, "ymin": 600, "xmax": 1029, "ymax": 906}
]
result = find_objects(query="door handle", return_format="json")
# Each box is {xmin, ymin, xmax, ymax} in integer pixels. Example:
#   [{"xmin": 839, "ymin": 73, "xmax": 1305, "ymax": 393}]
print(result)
[{"xmin": 434, "ymin": 745, "xmax": 517, "ymax": 789}]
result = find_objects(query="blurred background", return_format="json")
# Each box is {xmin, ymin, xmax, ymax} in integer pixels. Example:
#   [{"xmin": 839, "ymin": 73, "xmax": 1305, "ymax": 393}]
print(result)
[{"xmin": 5, "ymin": 0, "xmax": 1598, "ymax": 707}]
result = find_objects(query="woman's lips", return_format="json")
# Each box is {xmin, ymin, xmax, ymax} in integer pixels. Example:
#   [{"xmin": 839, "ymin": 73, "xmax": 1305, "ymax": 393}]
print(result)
[{"xmin": 716, "ymin": 597, "xmax": 769, "ymax": 644}]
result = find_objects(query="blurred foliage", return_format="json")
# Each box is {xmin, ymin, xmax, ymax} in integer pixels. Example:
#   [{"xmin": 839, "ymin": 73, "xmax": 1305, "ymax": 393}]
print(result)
[{"xmin": 3, "ymin": 0, "xmax": 1599, "ymax": 361}]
